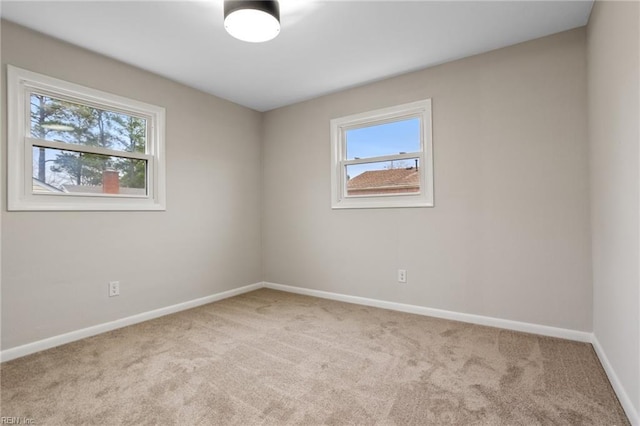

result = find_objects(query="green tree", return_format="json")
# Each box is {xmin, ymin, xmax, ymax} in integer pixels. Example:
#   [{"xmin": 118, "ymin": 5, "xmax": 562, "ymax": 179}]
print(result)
[
  {"xmin": 30, "ymin": 94, "xmax": 70, "ymax": 181},
  {"xmin": 112, "ymin": 115, "xmax": 146, "ymax": 189},
  {"xmin": 32, "ymin": 95, "xmax": 146, "ymax": 190},
  {"xmin": 50, "ymin": 104, "xmax": 117, "ymax": 186}
]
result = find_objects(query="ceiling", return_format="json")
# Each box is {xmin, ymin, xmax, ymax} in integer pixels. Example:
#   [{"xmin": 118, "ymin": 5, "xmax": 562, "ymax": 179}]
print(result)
[{"xmin": 1, "ymin": 1, "xmax": 594, "ymax": 112}]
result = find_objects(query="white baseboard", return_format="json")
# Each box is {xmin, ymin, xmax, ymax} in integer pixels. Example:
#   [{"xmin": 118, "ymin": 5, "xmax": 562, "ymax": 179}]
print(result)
[
  {"xmin": 0, "ymin": 282, "xmax": 263, "ymax": 363},
  {"xmin": 3, "ymin": 280, "xmax": 635, "ymax": 424},
  {"xmin": 263, "ymin": 282, "xmax": 593, "ymax": 342},
  {"xmin": 591, "ymin": 335, "xmax": 639, "ymax": 425},
  {"xmin": 0, "ymin": 279, "xmax": 594, "ymax": 355},
  {"xmin": 264, "ymin": 282, "xmax": 640, "ymax": 423}
]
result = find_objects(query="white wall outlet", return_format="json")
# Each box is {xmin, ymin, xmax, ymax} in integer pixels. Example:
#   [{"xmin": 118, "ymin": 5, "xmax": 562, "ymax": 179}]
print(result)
[
  {"xmin": 398, "ymin": 269, "xmax": 407, "ymax": 283},
  {"xmin": 109, "ymin": 281, "xmax": 120, "ymax": 297}
]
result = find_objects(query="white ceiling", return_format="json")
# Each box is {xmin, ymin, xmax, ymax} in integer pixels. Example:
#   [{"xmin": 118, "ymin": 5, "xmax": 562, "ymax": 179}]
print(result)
[{"xmin": 1, "ymin": 1, "xmax": 593, "ymax": 112}]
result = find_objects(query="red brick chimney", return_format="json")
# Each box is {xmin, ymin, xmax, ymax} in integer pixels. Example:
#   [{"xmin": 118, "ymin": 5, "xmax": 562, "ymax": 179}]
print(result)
[{"xmin": 102, "ymin": 169, "xmax": 120, "ymax": 194}]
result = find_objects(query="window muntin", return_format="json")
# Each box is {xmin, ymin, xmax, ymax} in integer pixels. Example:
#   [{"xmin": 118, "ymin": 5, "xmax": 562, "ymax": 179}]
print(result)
[
  {"xmin": 8, "ymin": 65, "xmax": 166, "ymax": 211},
  {"xmin": 330, "ymin": 99, "xmax": 433, "ymax": 209}
]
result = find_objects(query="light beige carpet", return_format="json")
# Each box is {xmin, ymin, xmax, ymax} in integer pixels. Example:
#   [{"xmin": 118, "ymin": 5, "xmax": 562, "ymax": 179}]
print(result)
[{"xmin": 0, "ymin": 289, "xmax": 629, "ymax": 425}]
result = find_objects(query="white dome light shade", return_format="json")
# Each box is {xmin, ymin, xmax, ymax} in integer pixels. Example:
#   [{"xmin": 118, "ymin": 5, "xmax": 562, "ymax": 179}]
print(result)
[{"xmin": 224, "ymin": 1, "xmax": 280, "ymax": 43}]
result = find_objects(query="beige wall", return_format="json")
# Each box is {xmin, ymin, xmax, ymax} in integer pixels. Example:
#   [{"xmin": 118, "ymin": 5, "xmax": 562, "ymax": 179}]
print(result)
[
  {"xmin": 4, "ymin": 8, "xmax": 637, "ymax": 417},
  {"xmin": 262, "ymin": 28, "xmax": 592, "ymax": 332},
  {"xmin": 1, "ymin": 21, "xmax": 263, "ymax": 349},
  {"xmin": 587, "ymin": 0, "xmax": 640, "ymax": 419}
]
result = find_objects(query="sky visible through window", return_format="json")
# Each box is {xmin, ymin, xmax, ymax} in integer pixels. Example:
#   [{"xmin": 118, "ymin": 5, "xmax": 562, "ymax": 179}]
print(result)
[{"xmin": 346, "ymin": 117, "xmax": 420, "ymax": 179}]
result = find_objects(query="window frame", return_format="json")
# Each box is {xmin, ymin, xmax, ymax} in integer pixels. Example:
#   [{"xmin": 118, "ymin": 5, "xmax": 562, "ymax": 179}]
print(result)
[
  {"xmin": 330, "ymin": 99, "xmax": 434, "ymax": 209},
  {"xmin": 7, "ymin": 65, "xmax": 166, "ymax": 211}
]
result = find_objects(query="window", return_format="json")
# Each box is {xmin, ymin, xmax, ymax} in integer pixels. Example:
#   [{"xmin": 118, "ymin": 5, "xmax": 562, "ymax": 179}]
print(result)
[
  {"xmin": 7, "ymin": 65, "xmax": 166, "ymax": 211},
  {"xmin": 330, "ymin": 99, "xmax": 433, "ymax": 209}
]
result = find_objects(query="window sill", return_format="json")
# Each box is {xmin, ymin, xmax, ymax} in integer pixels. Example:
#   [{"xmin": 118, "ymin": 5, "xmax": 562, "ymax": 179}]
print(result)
[
  {"xmin": 8, "ymin": 195, "xmax": 166, "ymax": 211},
  {"xmin": 331, "ymin": 197, "xmax": 434, "ymax": 209}
]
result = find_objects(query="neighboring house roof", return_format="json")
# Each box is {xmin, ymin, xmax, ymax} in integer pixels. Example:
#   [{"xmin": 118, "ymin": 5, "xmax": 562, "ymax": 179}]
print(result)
[
  {"xmin": 347, "ymin": 167, "xmax": 419, "ymax": 195},
  {"xmin": 32, "ymin": 177, "xmax": 65, "ymax": 193},
  {"xmin": 31, "ymin": 177, "xmax": 146, "ymax": 196},
  {"xmin": 63, "ymin": 185, "xmax": 146, "ymax": 196}
]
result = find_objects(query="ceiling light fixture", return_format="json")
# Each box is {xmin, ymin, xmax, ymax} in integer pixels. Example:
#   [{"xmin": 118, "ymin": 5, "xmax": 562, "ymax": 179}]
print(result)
[{"xmin": 224, "ymin": 0, "xmax": 280, "ymax": 43}]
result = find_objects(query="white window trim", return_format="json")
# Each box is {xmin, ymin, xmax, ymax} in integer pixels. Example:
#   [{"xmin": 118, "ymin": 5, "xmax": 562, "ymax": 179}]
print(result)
[
  {"xmin": 330, "ymin": 99, "xmax": 434, "ymax": 209},
  {"xmin": 7, "ymin": 65, "xmax": 166, "ymax": 211}
]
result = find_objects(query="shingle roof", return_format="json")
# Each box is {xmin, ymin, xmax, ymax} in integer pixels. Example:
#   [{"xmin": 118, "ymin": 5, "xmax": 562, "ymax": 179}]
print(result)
[
  {"xmin": 31, "ymin": 178, "xmax": 146, "ymax": 196},
  {"xmin": 347, "ymin": 168, "xmax": 419, "ymax": 193}
]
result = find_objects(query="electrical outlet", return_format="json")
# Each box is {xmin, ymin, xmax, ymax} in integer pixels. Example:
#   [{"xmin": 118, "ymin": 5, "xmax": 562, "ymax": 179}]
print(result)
[
  {"xmin": 109, "ymin": 281, "xmax": 120, "ymax": 297},
  {"xmin": 398, "ymin": 269, "xmax": 407, "ymax": 283}
]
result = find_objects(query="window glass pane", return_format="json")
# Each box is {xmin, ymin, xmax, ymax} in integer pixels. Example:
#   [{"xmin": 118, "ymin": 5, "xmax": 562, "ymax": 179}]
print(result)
[
  {"xmin": 32, "ymin": 146, "xmax": 147, "ymax": 196},
  {"xmin": 346, "ymin": 117, "xmax": 420, "ymax": 160},
  {"xmin": 346, "ymin": 158, "xmax": 420, "ymax": 196},
  {"xmin": 30, "ymin": 93, "xmax": 147, "ymax": 153}
]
